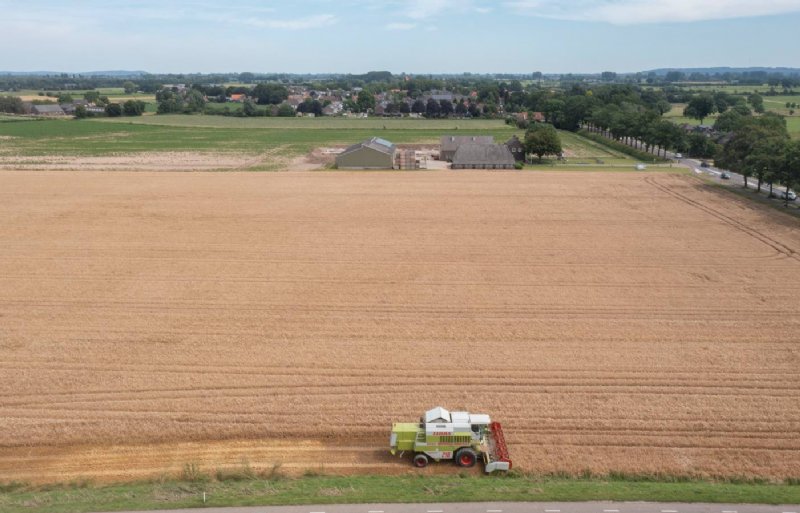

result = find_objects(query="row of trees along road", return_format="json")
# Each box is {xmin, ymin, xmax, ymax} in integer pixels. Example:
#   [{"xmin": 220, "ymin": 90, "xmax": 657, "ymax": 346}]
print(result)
[{"xmin": 716, "ymin": 113, "xmax": 800, "ymax": 204}]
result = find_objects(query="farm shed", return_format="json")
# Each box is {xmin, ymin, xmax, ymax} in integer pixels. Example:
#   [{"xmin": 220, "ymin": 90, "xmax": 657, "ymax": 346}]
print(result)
[
  {"xmin": 31, "ymin": 104, "xmax": 66, "ymax": 116},
  {"xmin": 452, "ymin": 143, "xmax": 515, "ymax": 170},
  {"xmin": 440, "ymin": 135, "xmax": 494, "ymax": 162},
  {"xmin": 336, "ymin": 137, "xmax": 396, "ymax": 170}
]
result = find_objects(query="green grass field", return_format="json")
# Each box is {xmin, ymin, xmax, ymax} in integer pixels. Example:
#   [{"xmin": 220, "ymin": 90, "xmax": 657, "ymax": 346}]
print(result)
[
  {"xmin": 0, "ymin": 117, "xmax": 520, "ymax": 164},
  {"xmin": 99, "ymin": 114, "xmax": 510, "ymax": 130},
  {"xmin": 559, "ymin": 130, "xmax": 634, "ymax": 165},
  {"xmin": 676, "ymin": 84, "xmax": 786, "ymax": 94},
  {"xmin": 666, "ymin": 97, "xmax": 800, "ymax": 137},
  {"xmin": 1, "ymin": 473, "xmax": 798, "ymax": 513}
]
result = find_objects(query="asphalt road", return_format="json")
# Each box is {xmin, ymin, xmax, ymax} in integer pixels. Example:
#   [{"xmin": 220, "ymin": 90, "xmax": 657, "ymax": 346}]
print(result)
[
  {"xmin": 670, "ymin": 154, "xmax": 797, "ymax": 208},
  {"xmin": 92, "ymin": 502, "xmax": 800, "ymax": 513}
]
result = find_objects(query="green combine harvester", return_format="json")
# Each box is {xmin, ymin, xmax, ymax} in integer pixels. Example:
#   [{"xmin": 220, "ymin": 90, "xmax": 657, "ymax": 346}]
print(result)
[{"xmin": 389, "ymin": 406, "xmax": 512, "ymax": 473}]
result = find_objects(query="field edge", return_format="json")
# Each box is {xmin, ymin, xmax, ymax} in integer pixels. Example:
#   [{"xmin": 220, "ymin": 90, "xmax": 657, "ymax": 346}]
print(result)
[{"xmin": 2, "ymin": 473, "xmax": 800, "ymax": 513}]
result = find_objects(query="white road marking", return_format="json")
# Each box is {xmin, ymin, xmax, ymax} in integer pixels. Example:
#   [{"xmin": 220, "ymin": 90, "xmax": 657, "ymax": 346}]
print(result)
[
  {"xmin": 487, "ymin": 510, "xmax": 503, "ymax": 512},
  {"xmin": 604, "ymin": 510, "xmax": 620, "ymax": 512},
  {"xmin": 722, "ymin": 511, "xmax": 737, "ymax": 513},
  {"xmin": 427, "ymin": 510, "xmax": 444, "ymax": 513},
  {"xmin": 368, "ymin": 511, "xmax": 384, "ymax": 513},
  {"xmin": 661, "ymin": 510, "xmax": 678, "ymax": 513},
  {"xmin": 545, "ymin": 510, "xmax": 561, "ymax": 512}
]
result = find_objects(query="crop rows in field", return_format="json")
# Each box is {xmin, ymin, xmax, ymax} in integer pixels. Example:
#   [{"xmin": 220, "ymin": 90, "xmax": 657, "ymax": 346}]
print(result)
[{"xmin": 0, "ymin": 170, "xmax": 799, "ymax": 483}]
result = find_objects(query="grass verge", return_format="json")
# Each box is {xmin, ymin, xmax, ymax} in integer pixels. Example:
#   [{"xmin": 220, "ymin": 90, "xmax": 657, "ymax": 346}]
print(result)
[
  {"xmin": 578, "ymin": 130, "xmax": 669, "ymax": 163},
  {"xmin": 1, "ymin": 472, "xmax": 799, "ymax": 513}
]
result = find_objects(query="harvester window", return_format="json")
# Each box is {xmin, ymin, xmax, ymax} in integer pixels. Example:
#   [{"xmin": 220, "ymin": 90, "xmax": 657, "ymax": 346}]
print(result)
[{"xmin": 471, "ymin": 425, "xmax": 481, "ymax": 433}]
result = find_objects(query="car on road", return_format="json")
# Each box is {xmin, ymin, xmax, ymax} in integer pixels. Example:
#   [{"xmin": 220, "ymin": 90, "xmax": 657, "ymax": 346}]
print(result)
[
  {"xmin": 700, "ymin": 161, "xmax": 710, "ymax": 168},
  {"xmin": 674, "ymin": 153, "xmax": 683, "ymax": 159},
  {"xmin": 720, "ymin": 172, "xmax": 730, "ymax": 180},
  {"xmin": 781, "ymin": 190, "xmax": 797, "ymax": 201}
]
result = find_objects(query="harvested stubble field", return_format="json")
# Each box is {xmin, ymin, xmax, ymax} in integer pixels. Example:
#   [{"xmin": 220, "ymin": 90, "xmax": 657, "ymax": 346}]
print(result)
[{"xmin": 0, "ymin": 170, "xmax": 799, "ymax": 484}]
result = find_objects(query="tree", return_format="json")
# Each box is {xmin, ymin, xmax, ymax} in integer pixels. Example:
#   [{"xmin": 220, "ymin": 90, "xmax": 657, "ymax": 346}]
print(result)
[
  {"xmin": 242, "ymin": 99, "xmax": 258, "ymax": 117},
  {"xmin": 683, "ymin": 94, "xmax": 716, "ymax": 125},
  {"xmin": 601, "ymin": 71, "xmax": 617, "ymax": 82},
  {"xmin": 455, "ymin": 101, "xmax": 467, "ymax": 117},
  {"xmin": 653, "ymin": 120, "xmax": 684, "ymax": 157},
  {"xmin": 276, "ymin": 103, "xmax": 295, "ymax": 117},
  {"xmin": 297, "ymin": 99, "xmax": 323, "ymax": 116},
  {"xmin": 252, "ymin": 83, "xmax": 288, "ymax": 105},
  {"xmin": 439, "ymin": 99, "xmax": 453, "ymax": 117},
  {"xmin": 411, "ymin": 99, "xmax": 425, "ymax": 114},
  {"xmin": 748, "ymin": 93, "xmax": 765, "ymax": 114},
  {"xmin": 425, "ymin": 98, "xmax": 441, "ymax": 118},
  {"xmin": 105, "ymin": 103, "xmax": 122, "ymax": 117},
  {"xmin": 524, "ymin": 123, "xmax": 562, "ymax": 162},
  {"xmin": 717, "ymin": 115, "xmax": 790, "ymax": 190},
  {"xmin": 122, "ymin": 81, "xmax": 137, "ymax": 94},
  {"xmin": 122, "ymin": 99, "xmax": 145, "ymax": 116},
  {"xmin": 542, "ymin": 98, "xmax": 565, "ymax": 126},
  {"xmin": 714, "ymin": 110, "xmax": 745, "ymax": 133},
  {"xmin": 713, "ymin": 92, "xmax": 730, "ymax": 113},
  {"xmin": 356, "ymin": 90, "xmax": 375, "ymax": 113},
  {"xmin": 83, "ymin": 90, "xmax": 100, "ymax": 103},
  {"xmin": 655, "ymin": 99, "xmax": 672, "ymax": 116},
  {"xmin": 57, "ymin": 93, "xmax": 73, "ymax": 104},
  {"xmin": 74, "ymin": 104, "xmax": 88, "ymax": 119},
  {"xmin": 0, "ymin": 95, "xmax": 24, "ymax": 114},
  {"xmin": 780, "ymin": 141, "xmax": 800, "ymax": 207},
  {"xmin": 731, "ymin": 103, "xmax": 752, "ymax": 116},
  {"xmin": 183, "ymin": 89, "xmax": 206, "ymax": 113}
]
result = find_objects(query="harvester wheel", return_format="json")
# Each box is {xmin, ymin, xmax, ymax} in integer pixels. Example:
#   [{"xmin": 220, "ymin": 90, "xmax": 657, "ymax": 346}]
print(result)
[
  {"xmin": 413, "ymin": 454, "xmax": 429, "ymax": 468},
  {"xmin": 455, "ymin": 448, "xmax": 477, "ymax": 468}
]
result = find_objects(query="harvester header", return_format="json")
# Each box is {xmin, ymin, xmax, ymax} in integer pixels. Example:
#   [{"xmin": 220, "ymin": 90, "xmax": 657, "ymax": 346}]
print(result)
[{"xmin": 390, "ymin": 406, "xmax": 511, "ymax": 473}]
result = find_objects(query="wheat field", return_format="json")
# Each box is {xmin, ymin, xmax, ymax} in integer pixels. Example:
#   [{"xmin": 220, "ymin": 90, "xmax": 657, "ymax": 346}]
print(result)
[{"xmin": 0, "ymin": 170, "xmax": 798, "ymax": 483}]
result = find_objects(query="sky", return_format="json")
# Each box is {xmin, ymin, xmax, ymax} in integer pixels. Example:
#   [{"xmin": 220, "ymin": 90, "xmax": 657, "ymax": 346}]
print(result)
[{"xmin": 2, "ymin": 0, "xmax": 800, "ymax": 74}]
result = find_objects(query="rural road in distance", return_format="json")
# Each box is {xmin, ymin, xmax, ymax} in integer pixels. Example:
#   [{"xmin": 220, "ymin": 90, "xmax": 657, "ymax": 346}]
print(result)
[{"xmin": 94, "ymin": 502, "xmax": 800, "ymax": 513}]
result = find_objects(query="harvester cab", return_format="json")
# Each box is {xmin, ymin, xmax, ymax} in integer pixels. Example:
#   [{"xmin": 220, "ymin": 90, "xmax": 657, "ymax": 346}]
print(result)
[{"xmin": 390, "ymin": 406, "xmax": 511, "ymax": 473}]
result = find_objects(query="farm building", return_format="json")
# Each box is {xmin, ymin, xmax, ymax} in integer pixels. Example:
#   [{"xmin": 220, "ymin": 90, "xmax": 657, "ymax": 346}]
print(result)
[
  {"xmin": 31, "ymin": 104, "xmax": 66, "ymax": 116},
  {"xmin": 336, "ymin": 137, "xmax": 396, "ymax": 170},
  {"xmin": 505, "ymin": 135, "xmax": 526, "ymax": 162},
  {"xmin": 451, "ymin": 143, "xmax": 515, "ymax": 170},
  {"xmin": 440, "ymin": 135, "xmax": 494, "ymax": 162}
]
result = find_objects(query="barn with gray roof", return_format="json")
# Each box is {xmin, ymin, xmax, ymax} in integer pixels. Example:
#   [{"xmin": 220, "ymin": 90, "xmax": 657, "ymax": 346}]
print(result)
[
  {"xmin": 451, "ymin": 143, "xmax": 515, "ymax": 170},
  {"xmin": 439, "ymin": 135, "xmax": 494, "ymax": 162},
  {"xmin": 336, "ymin": 137, "xmax": 396, "ymax": 169}
]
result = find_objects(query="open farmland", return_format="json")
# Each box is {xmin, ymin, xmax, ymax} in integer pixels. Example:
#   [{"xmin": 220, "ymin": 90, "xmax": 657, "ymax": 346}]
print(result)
[
  {"xmin": 0, "ymin": 170, "xmax": 799, "ymax": 484},
  {"xmin": 0, "ymin": 118, "xmax": 520, "ymax": 170}
]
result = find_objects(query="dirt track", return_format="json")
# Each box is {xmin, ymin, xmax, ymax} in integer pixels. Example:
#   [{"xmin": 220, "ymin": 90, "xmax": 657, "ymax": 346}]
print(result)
[{"xmin": 1, "ymin": 170, "xmax": 799, "ymax": 483}]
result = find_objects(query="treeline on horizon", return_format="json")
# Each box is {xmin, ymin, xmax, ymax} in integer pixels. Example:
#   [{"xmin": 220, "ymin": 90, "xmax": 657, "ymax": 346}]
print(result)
[{"xmin": 3, "ymin": 68, "xmax": 800, "ymax": 92}]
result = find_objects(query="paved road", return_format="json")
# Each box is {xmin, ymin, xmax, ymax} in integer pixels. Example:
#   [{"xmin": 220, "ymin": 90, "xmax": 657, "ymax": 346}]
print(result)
[
  {"xmin": 95, "ymin": 503, "xmax": 800, "ymax": 513},
  {"xmin": 669, "ymin": 154, "xmax": 797, "ymax": 208}
]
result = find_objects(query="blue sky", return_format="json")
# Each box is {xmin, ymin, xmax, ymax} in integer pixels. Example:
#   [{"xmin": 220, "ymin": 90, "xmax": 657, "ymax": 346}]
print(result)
[{"xmin": 2, "ymin": 0, "xmax": 800, "ymax": 74}]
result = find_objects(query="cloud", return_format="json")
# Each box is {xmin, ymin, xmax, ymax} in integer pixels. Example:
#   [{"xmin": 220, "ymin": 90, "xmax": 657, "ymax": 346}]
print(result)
[
  {"xmin": 243, "ymin": 14, "xmax": 339, "ymax": 30},
  {"xmin": 386, "ymin": 22, "xmax": 418, "ymax": 30},
  {"xmin": 404, "ymin": 0, "xmax": 456, "ymax": 19},
  {"xmin": 475, "ymin": 6, "xmax": 493, "ymax": 13},
  {"xmin": 505, "ymin": 0, "xmax": 800, "ymax": 24}
]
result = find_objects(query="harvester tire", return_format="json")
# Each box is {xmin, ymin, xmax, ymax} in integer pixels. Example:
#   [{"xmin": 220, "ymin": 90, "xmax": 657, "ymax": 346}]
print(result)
[
  {"xmin": 413, "ymin": 454, "xmax": 429, "ymax": 468},
  {"xmin": 455, "ymin": 448, "xmax": 477, "ymax": 467}
]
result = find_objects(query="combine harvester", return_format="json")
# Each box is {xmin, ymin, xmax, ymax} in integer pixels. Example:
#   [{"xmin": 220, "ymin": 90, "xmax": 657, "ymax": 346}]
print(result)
[{"xmin": 390, "ymin": 406, "xmax": 511, "ymax": 473}]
